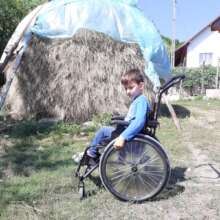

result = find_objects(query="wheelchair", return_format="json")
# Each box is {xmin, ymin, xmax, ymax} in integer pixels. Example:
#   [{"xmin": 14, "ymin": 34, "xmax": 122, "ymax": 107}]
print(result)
[{"xmin": 75, "ymin": 75, "xmax": 185, "ymax": 202}]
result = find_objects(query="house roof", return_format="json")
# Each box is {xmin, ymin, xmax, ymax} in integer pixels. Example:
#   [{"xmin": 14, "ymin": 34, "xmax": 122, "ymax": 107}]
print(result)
[
  {"xmin": 175, "ymin": 16, "xmax": 220, "ymax": 66},
  {"xmin": 211, "ymin": 16, "xmax": 220, "ymax": 32}
]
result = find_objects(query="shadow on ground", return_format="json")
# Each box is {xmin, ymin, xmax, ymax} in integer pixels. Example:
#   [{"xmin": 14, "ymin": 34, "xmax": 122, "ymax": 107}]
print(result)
[
  {"xmin": 154, "ymin": 166, "xmax": 187, "ymax": 200},
  {"xmin": 159, "ymin": 104, "xmax": 191, "ymax": 118},
  {"xmin": 0, "ymin": 119, "xmax": 57, "ymax": 138},
  {"xmin": 79, "ymin": 166, "xmax": 188, "ymax": 202},
  {"xmin": 0, "ymin": 120, "xmax": 73, "ymax": 178}
]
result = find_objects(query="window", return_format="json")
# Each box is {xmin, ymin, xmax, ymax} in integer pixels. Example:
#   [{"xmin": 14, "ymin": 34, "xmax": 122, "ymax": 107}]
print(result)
[{"xmin": 199, "ymin": 53, "xmax": 213, "ymax": 66}]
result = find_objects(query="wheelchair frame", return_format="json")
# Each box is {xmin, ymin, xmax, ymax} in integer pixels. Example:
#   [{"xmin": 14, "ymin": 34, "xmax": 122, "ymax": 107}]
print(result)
[{"xmin": 75, "ymin": 75, "xmax": 185, "ymax": 201}]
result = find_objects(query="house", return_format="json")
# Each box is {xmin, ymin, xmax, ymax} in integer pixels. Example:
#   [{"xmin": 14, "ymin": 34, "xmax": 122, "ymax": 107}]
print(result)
[{"xmin": 175, "ymin": 16, "xmax": 220, "ymax": 67}]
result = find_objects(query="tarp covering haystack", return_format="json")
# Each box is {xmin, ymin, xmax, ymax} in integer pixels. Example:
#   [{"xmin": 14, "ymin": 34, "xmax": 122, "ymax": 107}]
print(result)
[{"xmin": 0, "ymin": 0, "xmax": 171, "ymax": 122}]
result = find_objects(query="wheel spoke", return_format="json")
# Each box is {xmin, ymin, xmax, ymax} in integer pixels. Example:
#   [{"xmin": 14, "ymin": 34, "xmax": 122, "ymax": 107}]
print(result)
[
  {"xmin": 146, "ymin": 153, "xmax": 161, "ymax": 164},
  {"xmin": 117, "ymin": 154, "xmax": 130, "ymax": 165},
  {"xmin": 111, "ymin": 172, "xmax": 134, "ymax": 188},
  {"xmin": 138, "ymin": 149, "xmax": 151, "ymax": 163},
  {"xmin": 110, "ymin": 169, "xmax": 130, "ymax": 181},
  {"xmin": 138, "ymin": 173, "xmax": 155, "ymax": 190},
  {"xmin": 141, "ymin": 171, "xmax": 164, "ymax": 178},
  {"xmin": 137, "ymin": 174, "xmax": 152, "ymax": 192},
  {"xmin": 140, "ymin": 163, "xmax": 162, "ymax": 168},
  {"xmin": 139, "ymin": 155, "xmax": 162, "ymax": 169},
  {"xmin": 108, "ymin": 165, "xmax": 131, "ymax": 175},
  {"xmin": 140, "ymin": 171, "xmax": 162, "ymax": 186},
  {"xmin": 121, "ymin": 175, "xmax": 134, "ymax": 195}
]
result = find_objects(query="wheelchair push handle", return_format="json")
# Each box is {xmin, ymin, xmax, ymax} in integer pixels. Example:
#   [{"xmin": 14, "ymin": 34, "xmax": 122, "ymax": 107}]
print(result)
[{"xmin": 160, "ymin": 75, "xmax": 185, "ymax": 94}]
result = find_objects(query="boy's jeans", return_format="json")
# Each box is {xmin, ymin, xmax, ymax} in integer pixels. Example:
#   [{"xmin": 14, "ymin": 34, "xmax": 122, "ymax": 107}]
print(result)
[{"xmin": 89, "ymin": 126, "xmax": 115, "ymax": 154}]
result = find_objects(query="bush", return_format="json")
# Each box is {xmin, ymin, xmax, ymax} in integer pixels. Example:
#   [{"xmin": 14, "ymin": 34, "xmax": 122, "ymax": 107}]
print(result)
[{"xmin": 173, "ymin": 65, "xmax": 218, "ymax": 96}]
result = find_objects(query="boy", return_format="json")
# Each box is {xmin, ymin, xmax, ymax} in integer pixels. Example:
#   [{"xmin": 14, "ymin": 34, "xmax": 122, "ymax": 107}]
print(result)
[{"xmin": 87, "ymin": 68, "xmax": 150, "ymax": 158}]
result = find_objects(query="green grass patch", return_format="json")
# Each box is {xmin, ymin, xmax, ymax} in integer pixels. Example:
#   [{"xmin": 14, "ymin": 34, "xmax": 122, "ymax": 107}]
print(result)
[{"xmin": 176, "ymin": 98, "xmax": 220, "ymax": 110}]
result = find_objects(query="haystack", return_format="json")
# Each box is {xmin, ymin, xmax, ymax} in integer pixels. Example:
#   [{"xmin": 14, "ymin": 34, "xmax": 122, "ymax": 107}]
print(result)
[{"xmin": 4, "ymin": 29, "xmax": 154, "ymax": 122}]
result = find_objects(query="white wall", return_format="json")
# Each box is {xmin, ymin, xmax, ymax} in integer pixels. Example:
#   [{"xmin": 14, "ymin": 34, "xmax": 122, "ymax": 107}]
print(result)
[{"xmin": 186, "ymin": 27, "xmax": 220, "ymax": 67}]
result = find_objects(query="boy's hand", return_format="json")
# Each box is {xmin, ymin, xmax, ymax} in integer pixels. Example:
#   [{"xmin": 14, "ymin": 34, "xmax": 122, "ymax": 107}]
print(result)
[{"xmin": 113, "ymin": 136, "xmax": 125, "ymax": 150}]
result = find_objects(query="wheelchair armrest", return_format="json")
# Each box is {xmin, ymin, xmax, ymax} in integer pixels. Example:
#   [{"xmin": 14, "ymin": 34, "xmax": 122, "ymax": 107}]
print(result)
[
  {"xmin": 111, "ymin": 115, "xmax": 125, "ymax": 120},
  {"xmin": 110, "ymin": 120, "xmax": 129, "ymax": 127}
]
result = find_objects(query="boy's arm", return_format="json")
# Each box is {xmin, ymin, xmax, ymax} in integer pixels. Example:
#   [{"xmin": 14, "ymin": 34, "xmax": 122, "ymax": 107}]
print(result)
[
  {"xmin": 113, "ymin": 136, "xmax": 125, "ymax": 150},
  {"xmin": 120, "ymin": 97, "xmax": 149, "ymax": 141}
]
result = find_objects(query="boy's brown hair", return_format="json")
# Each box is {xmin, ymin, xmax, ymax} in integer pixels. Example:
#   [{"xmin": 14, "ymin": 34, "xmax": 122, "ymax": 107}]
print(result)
[{"xmin": 121, "ymin": 68, "xmax": 144, "ymax": 86}]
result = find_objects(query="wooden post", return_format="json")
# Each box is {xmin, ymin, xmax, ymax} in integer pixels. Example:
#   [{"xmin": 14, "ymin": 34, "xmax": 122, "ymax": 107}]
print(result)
[
  {"xmin": 201, "ymin": 62, "xmax": 205, "ymax": 95},
  {"xmin": 179, "ymin": 65, "xmax": 185, "ymax": 98},
  {"xmin": 0, "ymin": 53, "xmax": 23, "ymax": 109},
  {"xmin": 216, "ymin": 58, "xmax": 220, "ymax": 89},
  {"xmin": 171, "ymin": 0, "xmax": 177, "ymax": 68},
  {"xmin": 179, "ymin": 79, "xmax": 183, "ymax": 97},
  {"xmin": 163, "ymin": 95, "xmax": 181, "ymax": 131},
  {"xmin": 0, "ymin": 4, "xmax": 45, "ymax": 110}
]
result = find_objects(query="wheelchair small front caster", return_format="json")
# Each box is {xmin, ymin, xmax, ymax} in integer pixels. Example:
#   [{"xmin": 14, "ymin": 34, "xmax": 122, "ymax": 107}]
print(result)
[
  {"xmin": 79, "ymin": 186, "xmax": 85, "ymax": 200},
  {"xmin": 78, "ymin": 182, "xmax": 85, "ymax": 200}
]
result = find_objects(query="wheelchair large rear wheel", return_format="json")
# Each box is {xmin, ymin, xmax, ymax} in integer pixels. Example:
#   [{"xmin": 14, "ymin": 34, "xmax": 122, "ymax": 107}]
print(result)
[{"xmin": 99, "ymin": 136, "xmax": 170, "ymax": 202}]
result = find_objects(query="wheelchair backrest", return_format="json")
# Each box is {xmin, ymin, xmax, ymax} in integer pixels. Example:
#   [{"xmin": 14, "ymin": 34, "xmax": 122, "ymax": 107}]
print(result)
[{"xmin": 143, "ymin": 75, "xmax": 185, "ymax": 136}]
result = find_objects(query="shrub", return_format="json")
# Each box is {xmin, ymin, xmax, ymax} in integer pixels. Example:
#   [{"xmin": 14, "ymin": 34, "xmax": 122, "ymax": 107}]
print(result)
[{"xmin": 173, "ymin": 65, "xmax": 218, "ymax": 96}]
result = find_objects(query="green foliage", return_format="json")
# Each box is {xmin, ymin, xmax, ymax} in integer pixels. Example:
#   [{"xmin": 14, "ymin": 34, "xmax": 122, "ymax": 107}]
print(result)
[
  {"xmin": 162, "ymin": 35, "xmax": 172, "ymax": 47},
  {"xmin": 92, "ymin": 112, "xmax": 112, "ymax": 127},
  {"xmin": 0, "ymin": 0, "xmax": 44, "ymax": 55},
  {"xmin": 52, "ymin": 122, "xmax": 82, "ymax": 135},
  {"xmin": 173, "ymin": 65, "xmax": 218, "ymax": 95},
  {"xmin": 162, "ymin": 35, "xmax": 184, "ymax": 55},
  {"xmin": 6, "ymin": 120, "xmax": 82, "ymax": 138}
]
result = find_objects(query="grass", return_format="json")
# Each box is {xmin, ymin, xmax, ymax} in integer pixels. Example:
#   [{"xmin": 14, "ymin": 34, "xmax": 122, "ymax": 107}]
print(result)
[
  {"xmin": 0, "ymin": 99, "xmax": 219, "ymax": 219},
  {"xmin": 0, "ymin": 120, "xmax": 88, "ymax": 216}
]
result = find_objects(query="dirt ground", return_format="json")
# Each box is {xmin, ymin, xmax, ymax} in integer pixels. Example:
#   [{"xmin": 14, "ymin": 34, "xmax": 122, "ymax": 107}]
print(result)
[
  {"xmin": 131, "ymin": 101, "xmax": 220, "ymax": 220},
  {"xmin": 169, "ymin": 103, "xmax": 220, "ymax": 220}
]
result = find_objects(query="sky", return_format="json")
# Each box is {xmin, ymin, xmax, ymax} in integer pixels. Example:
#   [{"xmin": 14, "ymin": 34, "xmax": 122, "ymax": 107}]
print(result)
[{"xmin": 138, "ymin": 0, "xmax": 220, "ymax": 42}]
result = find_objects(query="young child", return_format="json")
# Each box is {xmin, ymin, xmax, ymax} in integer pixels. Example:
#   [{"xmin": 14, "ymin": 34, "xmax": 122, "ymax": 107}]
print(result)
[{"xmin": 86, "ymin": 68, "xmax": 150, "ymax": 158}]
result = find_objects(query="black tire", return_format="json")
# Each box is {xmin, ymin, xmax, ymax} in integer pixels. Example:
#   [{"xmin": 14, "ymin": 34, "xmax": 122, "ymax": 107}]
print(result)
[{"xmin": 99, "ymin": 135, "xmax": 170, "ymax": 202}]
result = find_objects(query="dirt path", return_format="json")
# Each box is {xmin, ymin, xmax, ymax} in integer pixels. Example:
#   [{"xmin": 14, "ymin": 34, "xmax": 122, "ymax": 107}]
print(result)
[
  {"xmin": 184, "ymin": 106, "xmax": 220, "ymax": 182},
  {"xmin": 165, "ymin": 105, "xmax": 220, "ymax": 219}
]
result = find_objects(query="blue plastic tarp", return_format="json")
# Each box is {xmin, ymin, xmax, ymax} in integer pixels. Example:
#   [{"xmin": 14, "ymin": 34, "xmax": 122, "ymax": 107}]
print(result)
[{"xmin": 32, "ymin": 0, "xmax": 171, "ymax": 88}]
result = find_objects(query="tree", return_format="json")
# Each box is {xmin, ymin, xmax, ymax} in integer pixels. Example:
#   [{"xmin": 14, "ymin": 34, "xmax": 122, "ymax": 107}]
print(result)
[{"xmin": 0, "ymin": 0, "xmax": 44, "ymax": 55}]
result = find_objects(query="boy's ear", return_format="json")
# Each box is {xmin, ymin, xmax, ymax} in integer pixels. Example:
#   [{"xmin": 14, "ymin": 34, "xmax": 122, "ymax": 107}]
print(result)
[{"xmin": 139, "ymin": 82, "xmax": 144, "ymax": 90}]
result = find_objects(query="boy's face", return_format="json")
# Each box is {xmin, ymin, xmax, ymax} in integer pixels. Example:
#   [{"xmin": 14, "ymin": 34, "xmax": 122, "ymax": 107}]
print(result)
[{"xmin": 123, "ymin": 80, "xmax": 144, "ymax": 99}]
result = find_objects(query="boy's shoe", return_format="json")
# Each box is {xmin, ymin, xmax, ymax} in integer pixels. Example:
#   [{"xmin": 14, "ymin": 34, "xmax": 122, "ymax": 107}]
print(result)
[
  {"xmin": 86, "ymin": 148, "xmax": 100, "ymax": 167},
  {"xmin": 72, "ymin": 152, "xmax": 84, "ymax": 164},
  {"xmin": 86, "ymin": 148, "xmax": 98, "ymax": 159}
]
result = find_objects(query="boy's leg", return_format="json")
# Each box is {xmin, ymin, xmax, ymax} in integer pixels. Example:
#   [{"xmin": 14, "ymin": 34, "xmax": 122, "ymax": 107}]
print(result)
[{"xmin": 87, "ymin": 126, "xmax": 115, "ymax": 158}]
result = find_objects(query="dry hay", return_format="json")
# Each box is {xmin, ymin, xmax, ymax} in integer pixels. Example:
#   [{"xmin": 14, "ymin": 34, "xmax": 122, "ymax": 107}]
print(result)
[{"xmin": 4, "ymin": 28, "xmax": 154, "ymax": 122}]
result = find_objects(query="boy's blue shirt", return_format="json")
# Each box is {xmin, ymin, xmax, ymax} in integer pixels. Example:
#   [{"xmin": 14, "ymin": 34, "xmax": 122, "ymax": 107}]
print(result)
[{"xmin": 121, "ymin": 94, "xmax": 150, "ymax": 141}]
